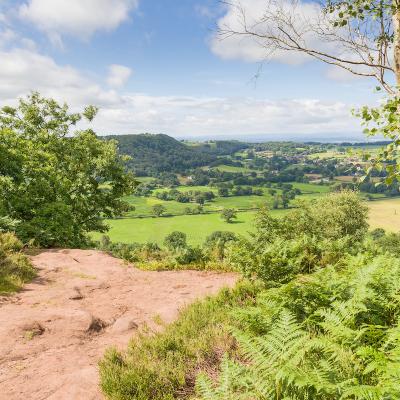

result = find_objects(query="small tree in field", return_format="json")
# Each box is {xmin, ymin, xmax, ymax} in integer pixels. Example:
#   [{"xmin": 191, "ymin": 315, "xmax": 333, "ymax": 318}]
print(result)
[
  {"xmin": 152, "ymin": 204, "xmax": 166, "ymax": 217},
  {"xmin": 221, "ymin": 208, "xmax": 237, "ymax": 223},
  {"xmin": 218, "ymin": 187, "xmax": 229, "ymax": 197},
  {"xmin": 0, "ymin": 93, "xmax": 136, "ymax": 247},
  {"xmin": 164, "ymin": 231, "xmax": 187, "ymax": 252}
]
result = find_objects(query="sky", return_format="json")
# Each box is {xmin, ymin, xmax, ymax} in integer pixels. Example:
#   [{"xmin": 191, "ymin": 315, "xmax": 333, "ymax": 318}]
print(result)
[{"xmin": 0, "ymin": 0, "xmax": 387, "ymax": 140}]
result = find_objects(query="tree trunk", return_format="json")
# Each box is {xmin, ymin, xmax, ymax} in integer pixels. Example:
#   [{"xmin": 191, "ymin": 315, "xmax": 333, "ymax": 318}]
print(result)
[{"xmin": 394, "ymin": 7, "xmax": 400, "ymax": 88}]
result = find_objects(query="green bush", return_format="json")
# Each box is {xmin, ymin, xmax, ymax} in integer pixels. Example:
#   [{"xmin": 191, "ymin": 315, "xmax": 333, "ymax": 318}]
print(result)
[
  {"xmin": 0, "ymin": 232, "xmax": 36, "ymax": 294},
  {"xmin": 196, "ymin": 253, "xmax": 400, "ymax": 399},
  {"xmin": 97, "ymin": 231, "xmax": 237, "ymax": 272},
  {"xmin": 373, "ymin": 230, "xmax": 400, "ymax": 256},
  {"xmin": 164, "ymin": 231, "xmax": 187, "ymax": 252},
  {"xmin": 231, "ymin": 191, "xmax": 367, "ymax": 285}
]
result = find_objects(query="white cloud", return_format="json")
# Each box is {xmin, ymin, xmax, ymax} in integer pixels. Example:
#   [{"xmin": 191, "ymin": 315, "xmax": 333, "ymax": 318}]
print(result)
[
  {"xmin": 210, "ymin": 0, "xmax": 382, "ymax": 82},
  {"xmin": 211, "ymin": 0, "xmax": 326, "ymax": 65},
  {"xmin": 0, "ymin": 28, "xmax": 17, "ymax": 46},
  {"xmin": 107, "ymin": 64, "xmax": 132, "ymax": 88},
  {"xmin": 93, "ymin": 94, "xmax": 360, "ymax": 138},
  {"xmin": 19, "ymin": 0, "xmax": 138, "ymax": 42},
  {"xmin": 0, "ymin": 47, "xmax": 120, "ymax": 108},
  {"xmin": 0, "ymin": 45, "xmax": 360, "ymax": 139}
]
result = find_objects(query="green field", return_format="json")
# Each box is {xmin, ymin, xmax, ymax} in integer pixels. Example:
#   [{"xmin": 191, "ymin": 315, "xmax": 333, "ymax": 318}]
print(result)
[
  {"xmin": 291, "ymin": 182, "xmax": 331, "ymax": 193},
  {"xmin": 136, "ymin": 176, "xmax": 156, "ymax": 183},
  {"xmin": 124, "ymin": 196, "xmax": 190, "ymax": 217},
  {"xmin": 93, "ymin": 209, "xmax": 290, "ymax": 246},
  {"xmin": 153, "ymin": 185, "xmax": 218, "ymax": 195},
  {"xmin": 93, "ymin": 195, "xmax": 400, "ymax": 247},
  {"xmin": 94, "ymin": 211, "xmax": 256, "ymax": 245},
  {"xmin": 212, "ymin": 165, "xmax": 255, "ymax": 173},
  {"xmin": 95, "ymin": 181, "xmax": 400, "ymax": 247},
  {"xmin": 93, "ymin": 181, "xmax": 336, "ymax": 245}
]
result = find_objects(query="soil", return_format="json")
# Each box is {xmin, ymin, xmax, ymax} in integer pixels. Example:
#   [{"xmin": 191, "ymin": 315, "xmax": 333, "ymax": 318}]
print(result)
[{"xmin": 0, "ymin": 249, "xmax": 237, "ymax": 400}]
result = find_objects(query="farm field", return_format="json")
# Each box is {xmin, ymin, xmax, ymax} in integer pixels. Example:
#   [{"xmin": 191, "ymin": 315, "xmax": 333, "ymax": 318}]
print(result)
[
  {"xmin": 94, "ymin": 196, "xmax": 400, "ymax": 246},
  {"xmin": 212, "ymin": 165, "xmax": 255, "ymax": 173},
  {"xmin": 125, "ymin": 181, "xmax": 329, "ymax": 217},
  {"xmin": 92, "ymin": 210, "xmax": 265, "ymax": 245},
  {"xmin": 368, "ymin": 198, "xmax": 400, "ymax": 232},
  {"xmin": 290, "ymin": 182, "xmax": 331, "ymax": 193}
]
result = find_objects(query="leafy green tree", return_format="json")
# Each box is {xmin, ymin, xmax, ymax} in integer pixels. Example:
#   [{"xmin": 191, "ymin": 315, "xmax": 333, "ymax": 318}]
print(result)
[
  {"xmin": 220, "ymin": 208, "xmax": 237, "ymax": 223},
  {"xmin": 0, "ymin": 93, "xmax": 136, "ymax": 247},
  {"xmin": 281, "ymin": 193, "xmax": 290, "ymax": 209},
  {"xmin": 152, "ymin": 204, "xmax": 166, "ymax": 217},
  {"xmin": 218, "ymin": 187, "xmax": 229, "ymax": 197},
  {"xmin": 204, "ymin": 231, "xmax": 237, "ymax": 261},
  {"xmin": 164, "ymin": 231, "xmax": 187, "ymax": 252},
  {"xmin": 194, "ymin": 194, "xmax": 205, "ymax": 205}
]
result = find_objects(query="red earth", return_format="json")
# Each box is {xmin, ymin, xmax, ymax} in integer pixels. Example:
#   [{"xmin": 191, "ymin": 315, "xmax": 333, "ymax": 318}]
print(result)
[{"xmin": 0, "ymin": 249, "xmax": 237, "ymax": 400}]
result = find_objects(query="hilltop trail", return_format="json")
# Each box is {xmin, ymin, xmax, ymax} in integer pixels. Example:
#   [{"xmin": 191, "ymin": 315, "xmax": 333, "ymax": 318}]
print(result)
[{"xmin": 0, "ymin": 249, "xmax": 237, "ymax": 400}]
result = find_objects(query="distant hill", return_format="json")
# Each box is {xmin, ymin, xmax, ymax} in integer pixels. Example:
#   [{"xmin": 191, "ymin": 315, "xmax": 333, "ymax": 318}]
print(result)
[{"xmin": 105, "ymin": 133, "xmax": 216, "ymax": 176}]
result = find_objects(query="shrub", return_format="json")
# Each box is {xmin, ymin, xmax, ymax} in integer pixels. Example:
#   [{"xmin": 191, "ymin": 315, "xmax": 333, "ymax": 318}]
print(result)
[
  {"xmin": 204, "ymin": 231, "xmax": 237, "ymax": 261},
  {"xmin": 164, "ymin": 231, "xmax": 187, "ymax": 252},
  {"xmin": 174, "ymin": 246, "xmax": 206, "ymax": 266},
  {"xmin": 373, "ymin": 230, "xmax": 400, "ymax": 256},
  {"xmin": 0, "ymin": 232, "xmax": 36, "ymax": 294},
  {"xmin": 231, "ymin": 191, "xmax": 368, "ymax": 285}
]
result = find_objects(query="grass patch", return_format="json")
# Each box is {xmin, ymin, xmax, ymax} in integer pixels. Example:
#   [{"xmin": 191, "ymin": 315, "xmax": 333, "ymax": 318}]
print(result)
[
  {"xmin": 92, "ymin": 211, "xmax": 259, "ymax": 245},
  {"xmin": 368, "ymin": 197, "xmax": 400, "ymax": 232},
  {"xmin": 99, "ymin": 280, "xmax": 260, "ymax": 400},
  {"xmin": 290, "ymin": 182, "xmax": 331, "ymax": 193},
  {"xmin": 0, "ymin": 232, "xmax": 36, "ymax": 294},
  {"xmin": 212, "ymin": 165, "xmax": 255, "ymax": 173}
]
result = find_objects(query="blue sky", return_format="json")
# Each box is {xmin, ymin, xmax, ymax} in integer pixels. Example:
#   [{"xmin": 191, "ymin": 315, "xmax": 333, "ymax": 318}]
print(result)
[{"xmin": 0, "ymin": 0, "xmax": 385, "ymax": 140}]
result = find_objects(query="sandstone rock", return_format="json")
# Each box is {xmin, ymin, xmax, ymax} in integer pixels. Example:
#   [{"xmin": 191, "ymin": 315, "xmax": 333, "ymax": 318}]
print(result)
[{"xmin": 111, "ymin": 316, "xmax": 138, "ymax": 333}]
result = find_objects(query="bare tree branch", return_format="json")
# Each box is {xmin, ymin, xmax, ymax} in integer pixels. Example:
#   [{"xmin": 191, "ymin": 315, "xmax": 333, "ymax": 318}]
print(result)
[{"xmin": 218, "ymin": 0, "xmax": 396, "ymax": 93}]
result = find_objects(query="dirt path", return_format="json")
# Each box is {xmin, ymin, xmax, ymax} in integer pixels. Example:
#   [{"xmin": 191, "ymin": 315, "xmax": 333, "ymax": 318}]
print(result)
[{"xmin": 0, "ymin": 249, "xmax": 237, "ymax": 400}]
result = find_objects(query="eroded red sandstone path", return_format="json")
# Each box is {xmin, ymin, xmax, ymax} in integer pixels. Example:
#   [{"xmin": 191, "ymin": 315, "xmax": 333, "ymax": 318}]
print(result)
[{"xmin": 0, "ymin": 249, "xmax": 237, "ymax": 400}]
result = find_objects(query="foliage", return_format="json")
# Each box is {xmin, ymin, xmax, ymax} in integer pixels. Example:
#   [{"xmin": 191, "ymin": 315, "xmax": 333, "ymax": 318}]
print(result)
[
  {"xmin": 230, "ymin": 191, "xmax": 368, "ymax": 285},
  {"xmin": 0, "ymin": 216, "xmax": 19, "ymax": 233},
  {"xmin": 221, "ymin": 208, "xmax": 238, "ymax": 223},
  {"xmin": 106, "ymin": 133, "xmax": 216, "ymax": 176},
  {"xmin": 196, "ymin": 252, "xmax": 400, "ymax": 399},
  {"xmin": 0, "ymin": 232, "xmax": 36, "ymax": 294},
  {"xmin": 204, "ymin": 231, "xmax": 238, "ymax": 261},
  {"xmin": 152, "ymin": 204, "xmax": 167, "ymax": 217},
  {"xmin": 99, "ymin": 280, "xmax": 260, "ymax": 400},
  {"xmin": 164, "ymin": 231, "xmax": 187, "ymax": 252},
  {"xmin": 356, "ymin": 96, "xmax": 400, "ymax": 184},
  {"xmin": 0, "ymin": 93, "xmax": 136, "ymax": 247},
  {"xmin": 371, "ymin": 229, "xmax": 400, "ymax": 256},
  {"xmin": 96, "ymin": 229, "xmax": 236, "ymax": 272}
]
